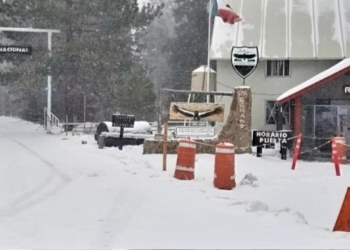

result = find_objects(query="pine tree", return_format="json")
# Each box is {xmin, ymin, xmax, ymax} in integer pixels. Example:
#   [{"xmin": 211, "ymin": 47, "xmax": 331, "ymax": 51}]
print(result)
[
  {"xmin": 165, "ymin": 0, "xmax": 209, "ymax": 91},
  {"xmin": 1, "ymin": 0, "xmax": 163, "ymax": 122}
]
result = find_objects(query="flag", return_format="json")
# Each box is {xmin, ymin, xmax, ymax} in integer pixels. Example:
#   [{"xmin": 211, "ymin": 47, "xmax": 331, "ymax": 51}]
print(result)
[
  {"xmin": 219, "ymin": 7, "xmax": 242, "ymax": 24},
  {"xmin": 209, "ymin": 0, "xmax": 242, "ymax": 24},
  {"xmin": 212, "ymin": 0, "xmax": 219, "ymax": 18}
]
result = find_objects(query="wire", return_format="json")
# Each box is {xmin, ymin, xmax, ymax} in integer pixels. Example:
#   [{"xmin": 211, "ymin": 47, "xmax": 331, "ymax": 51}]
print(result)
[
  {"xmin": 216, "ymin": 81, "xmax": 284, "ymax": 96},
  {"xmin": 216, "ymin": 94, "xmax": 224, "ymax": 104}
]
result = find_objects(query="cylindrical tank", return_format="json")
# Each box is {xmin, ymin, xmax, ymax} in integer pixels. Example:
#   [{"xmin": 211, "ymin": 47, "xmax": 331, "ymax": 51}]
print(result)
[{"xmin": 191, "ymin": 65, "xmax": 216, "ymax": 91}]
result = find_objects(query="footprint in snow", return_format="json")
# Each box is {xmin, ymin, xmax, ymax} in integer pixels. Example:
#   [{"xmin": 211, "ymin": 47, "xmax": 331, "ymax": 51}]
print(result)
[{"xmin": 149, "ymin": 174, "xmax": 160, "ymax": 178}]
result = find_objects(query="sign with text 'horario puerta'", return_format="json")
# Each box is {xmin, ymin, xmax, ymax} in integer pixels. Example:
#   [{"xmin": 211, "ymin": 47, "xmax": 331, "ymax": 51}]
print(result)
[{"xmin": 252, "ymin": 130, "xmax": 293, "ymax": 146}]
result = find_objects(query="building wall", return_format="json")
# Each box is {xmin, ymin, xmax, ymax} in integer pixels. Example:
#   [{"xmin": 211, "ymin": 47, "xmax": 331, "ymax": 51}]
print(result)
[
  {"xmin": 302, "ymin": 74, "xmax": 350, "ymax": 140},
  {"xmin": 215, "ymin": 59, "xmax": 340, "ymax": 133}
]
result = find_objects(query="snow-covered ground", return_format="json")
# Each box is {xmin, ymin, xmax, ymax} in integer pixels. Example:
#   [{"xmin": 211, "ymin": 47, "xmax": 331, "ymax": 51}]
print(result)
[{"xmin": 1, "ymin": 116, "xmax": 350, "ymax": 249}]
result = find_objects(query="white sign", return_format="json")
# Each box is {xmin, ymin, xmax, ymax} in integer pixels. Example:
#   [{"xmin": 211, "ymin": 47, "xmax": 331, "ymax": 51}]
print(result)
[
  {"xmin": 255, "ymin": 131, "xmax": 289, "ymax": 144},
  {"xmin": 176, "ymin": 127, "xmax": 215, "ymax": 137},
  {"xmin": 344, "ymin": 86, "xmax": 350, "ymax": 94},
  {"xmin": 231, "ymin": 46, "xmax": 259, "ymax": 79}
]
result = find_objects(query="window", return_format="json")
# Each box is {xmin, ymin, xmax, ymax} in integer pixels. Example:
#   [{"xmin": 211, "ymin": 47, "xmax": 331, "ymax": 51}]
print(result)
[
  {"xmin": 266, "ymin": 60, "xmax": 290, "ymax": 76},
  {"xmin": 266, "ymin": 101, "xmax": 290, "ymax": 125}
]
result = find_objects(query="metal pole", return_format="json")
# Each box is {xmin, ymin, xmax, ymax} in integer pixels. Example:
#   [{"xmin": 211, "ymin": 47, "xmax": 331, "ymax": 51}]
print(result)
[
  {"xmin": 207, "ymin": 0, "xmax": 212, "ymax": 100},
  {"xmin": 47, "ymin": 32, "xmax": 52, "ymax": 133},
  {"xmin": 163, "ymin": 121, "xmax": 168, "ymax": 171},
  {"xmin": 206, "ymin": 0, "xmax": 213, "ymax": 127}
]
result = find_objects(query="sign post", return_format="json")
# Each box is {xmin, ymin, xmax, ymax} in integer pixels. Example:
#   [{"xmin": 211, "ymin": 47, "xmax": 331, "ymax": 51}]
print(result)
[
  {"xmin": 112, "ymin": 114, "xmax": 135, "ymax": 150},
  {"xmin": 252, "ymin": 130, "xmax": 293, "ymax": 160}
]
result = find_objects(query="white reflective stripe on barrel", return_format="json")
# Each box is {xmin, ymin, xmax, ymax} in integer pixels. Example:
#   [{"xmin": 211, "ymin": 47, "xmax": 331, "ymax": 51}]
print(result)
[
  {"xmin": 179, "ymin": 142, "xmax": 196, "ymax": 149},
  {"xmin": 335, "ymin": 138, "xmax": 345, "ymax": 143},
  {"xmin": 216, "ymin": 147, "xmax": 235, "ymax": 154},
  {"xmin": 176, "ymin": 166, "xmax": 195, "ymax": 172}
]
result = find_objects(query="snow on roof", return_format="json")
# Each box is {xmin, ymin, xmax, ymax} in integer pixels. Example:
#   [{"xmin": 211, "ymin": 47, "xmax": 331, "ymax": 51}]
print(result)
[
  {"xmin": 192, "ymin": 65, "xmax": 216, "ymax": 73},
  {"xmin": 211, "ymin": 0, "xmax": 350, "ymax": 60},
  {"xmin": 277, "ymin": 58, "xmax": 350, "ymax": 103},
  {"xmin": 104, "ymin": 121, "xmax": 152, "ymax": 134}
]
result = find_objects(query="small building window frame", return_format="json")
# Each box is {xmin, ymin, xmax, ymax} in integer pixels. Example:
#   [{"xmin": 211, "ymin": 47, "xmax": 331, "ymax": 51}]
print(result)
[
  {"xmin": 266, "ymin": 60, "xmax": 290, "ymax": 77},
  {"xmin": 265, "ymin": 100, "xmax": 290, "ymax": 126}
]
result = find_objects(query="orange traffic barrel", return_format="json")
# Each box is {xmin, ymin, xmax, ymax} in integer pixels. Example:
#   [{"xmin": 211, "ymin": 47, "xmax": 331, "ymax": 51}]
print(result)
[
  {"xmin": 214, "ymin": 142, "xmax": 236, "ymax": 190},
  {"xmin": 335, "ymin": 137, "xmax": 347, "ymax": 164},
  {"xmin": 174, "ymin": 138, "xmax": 196, "ymax": 180}
]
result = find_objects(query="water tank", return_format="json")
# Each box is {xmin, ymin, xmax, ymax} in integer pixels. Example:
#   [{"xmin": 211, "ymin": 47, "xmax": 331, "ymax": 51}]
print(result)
[{"xmin": 191, "ymin": 65, "xmax": 216, "ymax": 91}]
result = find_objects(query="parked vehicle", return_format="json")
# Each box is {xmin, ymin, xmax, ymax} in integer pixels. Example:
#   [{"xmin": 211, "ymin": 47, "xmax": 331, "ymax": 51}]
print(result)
[{"xmin": 95, "ymin": 121, "xmax": 153, "ymax": 147}]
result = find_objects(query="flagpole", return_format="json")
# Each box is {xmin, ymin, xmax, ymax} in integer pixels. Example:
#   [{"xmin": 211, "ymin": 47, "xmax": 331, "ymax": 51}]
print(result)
[{"xmin": 206, "ymin": 0, "xmax": 212, "ymax": 106}]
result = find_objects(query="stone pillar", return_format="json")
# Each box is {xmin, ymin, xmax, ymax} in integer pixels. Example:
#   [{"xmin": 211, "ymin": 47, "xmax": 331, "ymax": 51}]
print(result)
[{"xmin": 218, "ymin": 86, "xmax": 252, "ymax": 154}]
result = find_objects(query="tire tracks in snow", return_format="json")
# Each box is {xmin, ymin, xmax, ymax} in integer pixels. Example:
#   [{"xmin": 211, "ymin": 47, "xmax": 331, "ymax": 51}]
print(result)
[
  {"xmin": 12, "ymin": 139, "xmax": 71, "ymax": 182},
  {"xmin": 90, "ymin": 185, "xmax": 145, "ymax": 248},
  {"xmin": 0, "ymin": 139, "xmax": 72, "ymax": 217}
]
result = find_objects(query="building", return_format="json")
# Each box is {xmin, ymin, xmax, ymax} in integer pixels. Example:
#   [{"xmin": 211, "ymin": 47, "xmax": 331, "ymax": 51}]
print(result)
[
  {"xmin": 277, "ymin": 59, "xmax": 350, "ymax": 158},
  {"xmin": 210, "ymin": 0, "xmax": 350, "ymax": 137}
]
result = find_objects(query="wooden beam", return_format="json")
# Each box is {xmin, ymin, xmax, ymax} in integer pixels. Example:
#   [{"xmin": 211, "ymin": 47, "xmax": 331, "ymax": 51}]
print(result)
[
  {"xmin": 161, "ymin": 88, "xmax": 233, "ymax": 96},
  {"xmin": 294, "ymin": 96, "xmax": 302, "ymax": 136}
]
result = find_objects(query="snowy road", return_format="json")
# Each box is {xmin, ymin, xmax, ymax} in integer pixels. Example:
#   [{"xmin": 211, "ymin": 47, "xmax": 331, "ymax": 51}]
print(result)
[{"xmin": 1, "ymin": 117, "xmax": 350, "ymax": 248}]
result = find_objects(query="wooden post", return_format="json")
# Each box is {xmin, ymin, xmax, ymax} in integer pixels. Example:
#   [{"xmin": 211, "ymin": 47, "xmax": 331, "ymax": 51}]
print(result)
[
  {"xmin": 65, "ymin": 115, "xmax": 68, "ymax": 136},
  {"xmin": 257, "ymin": 146, "xmax": 262, "ymax": 157},
  {"xmin": 294, "ymin": 96, "xmax": 302, "ymax": 136},
  {"xmin": 98, "ymin": 134, "xmax": 105, "ymax": 149},
  {"xmin": 83, "ymin": 95, "xmax": 86, "ymax": 123},
  {"xmin": 291, "ymin": 133, "xmax": 302, "ymax": 170},
  {"xmin": 158, "ymin": 89, "xmax": 162, "ymax": 134},
  {"xmin": 163, "ymin": 121, "xmax": 168, "ymax": 171}
]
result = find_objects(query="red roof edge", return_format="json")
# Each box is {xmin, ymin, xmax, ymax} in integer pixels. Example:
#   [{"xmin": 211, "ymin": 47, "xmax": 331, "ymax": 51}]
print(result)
[{"xmin": 278, "ymin": 65, "xmax": 350, "ymax": 105}]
